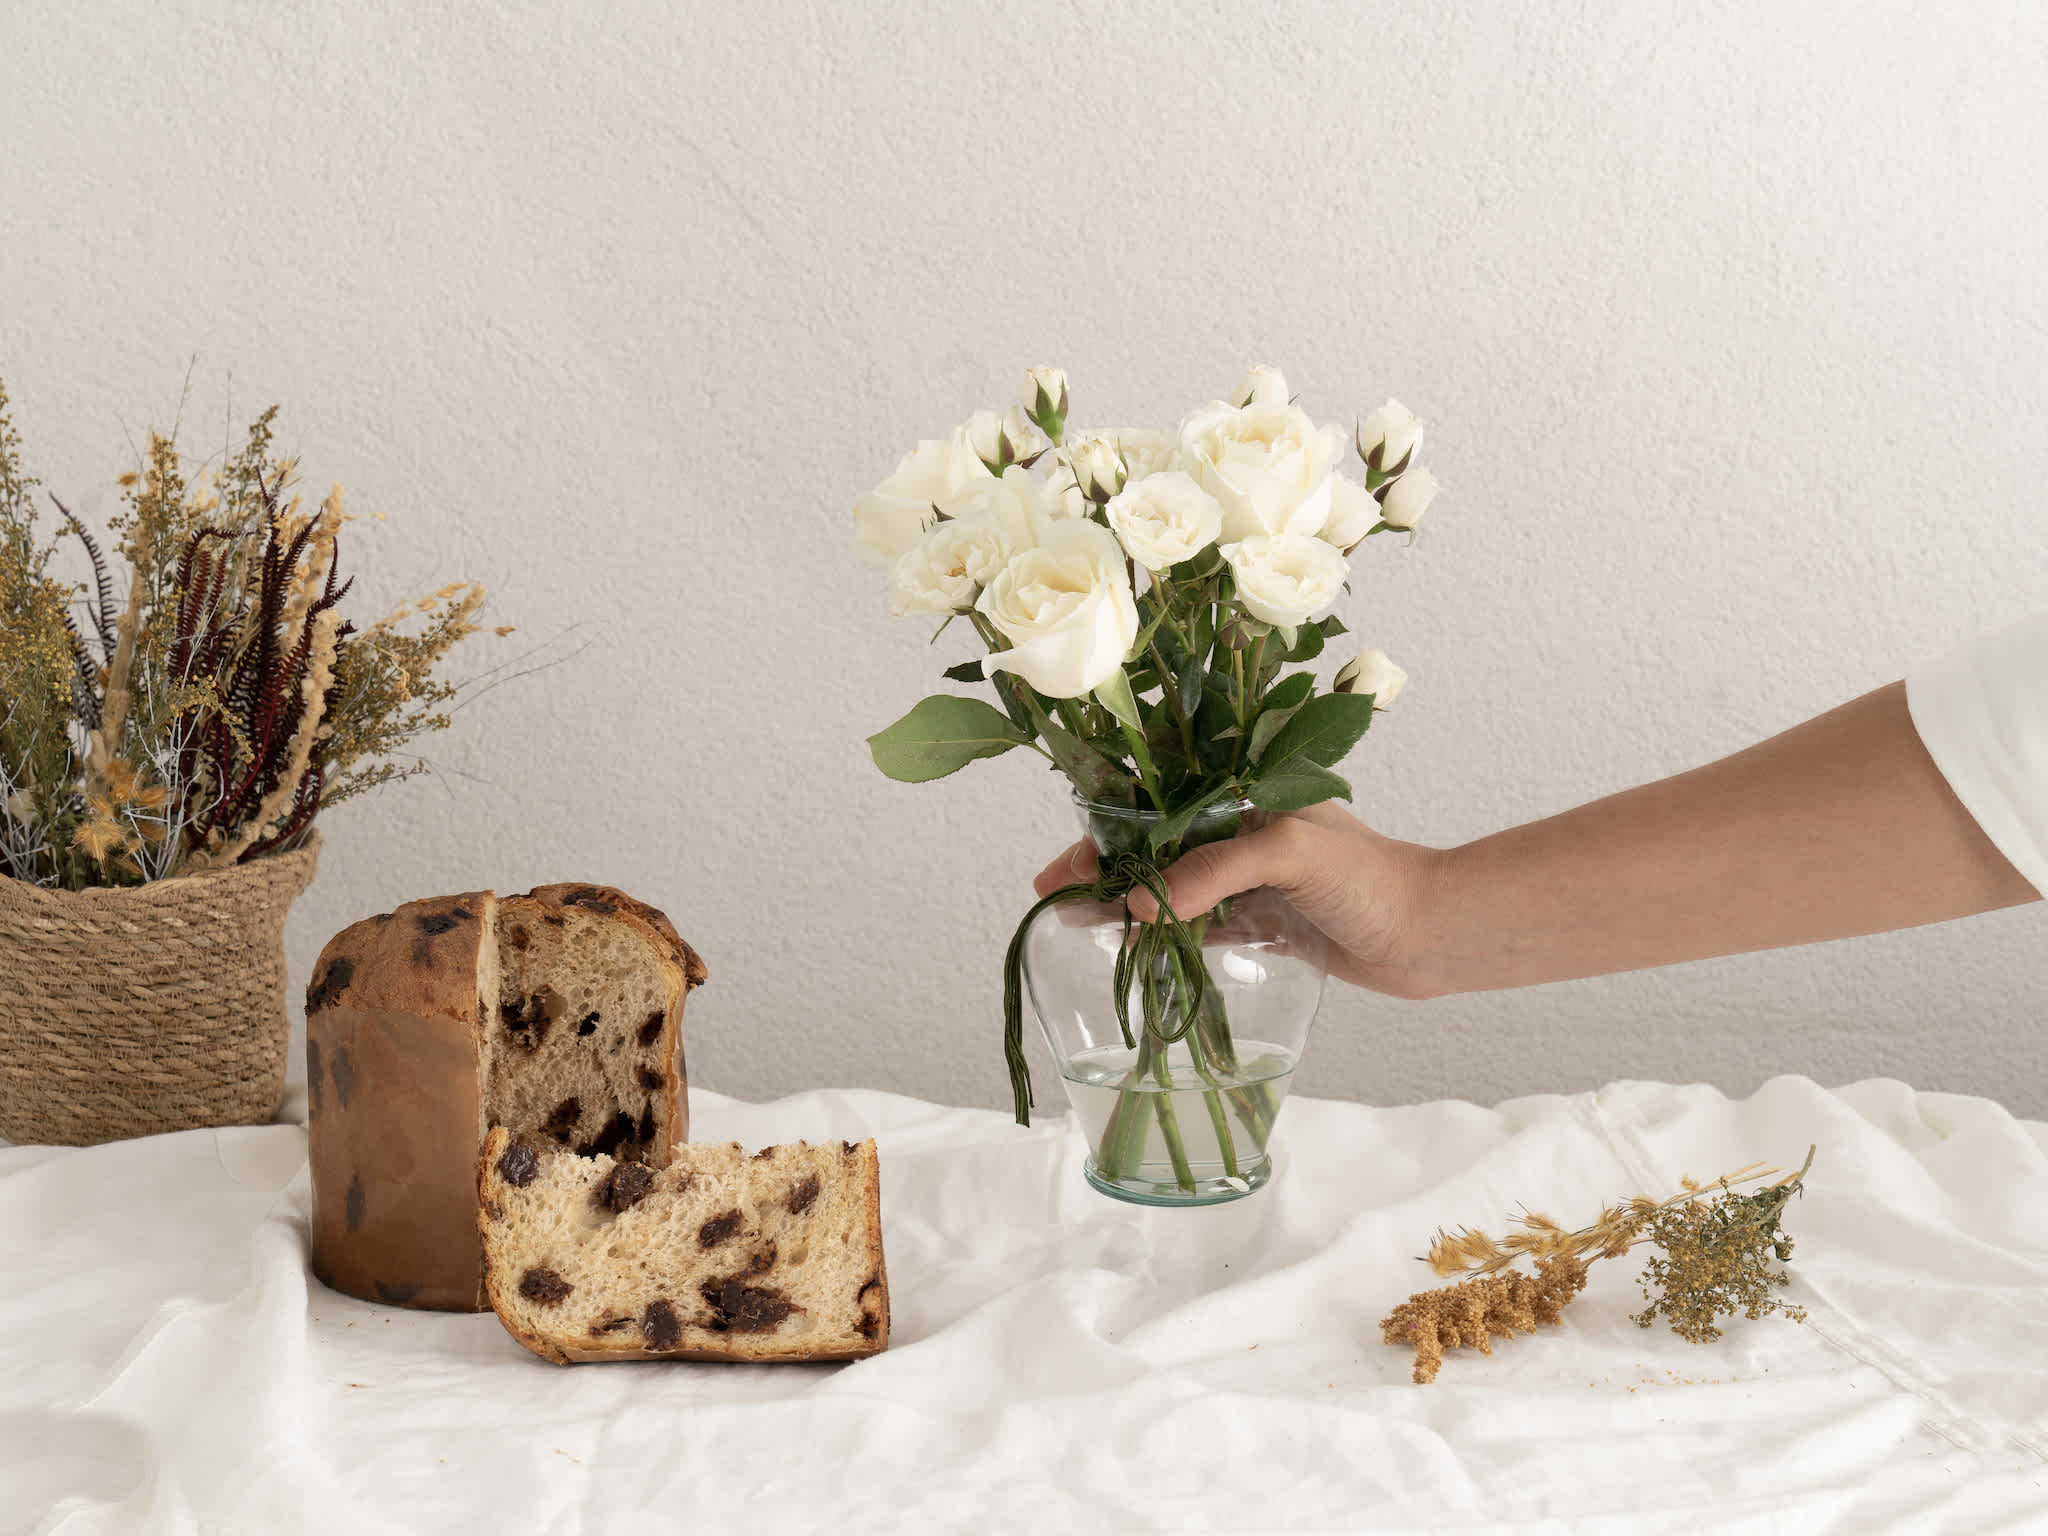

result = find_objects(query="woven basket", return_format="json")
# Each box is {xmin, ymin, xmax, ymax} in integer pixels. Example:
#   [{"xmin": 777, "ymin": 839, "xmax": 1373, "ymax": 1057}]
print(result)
[{"xmin": 0, "ymin": 834, "xmax": 321, "ymax": 1146}]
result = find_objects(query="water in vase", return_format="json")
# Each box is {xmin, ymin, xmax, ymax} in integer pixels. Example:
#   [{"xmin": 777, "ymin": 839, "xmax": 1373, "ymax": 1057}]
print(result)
[{"xmin": 1058, "ymin": 1040, "xmax": 1296, "ymax": 1204}]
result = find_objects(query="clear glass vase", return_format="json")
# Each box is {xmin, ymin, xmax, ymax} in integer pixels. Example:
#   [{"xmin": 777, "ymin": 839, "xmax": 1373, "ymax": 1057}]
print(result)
[{"xmin": 1023, "ymin": 797, "xmax": 1328, "ymax": 1206}]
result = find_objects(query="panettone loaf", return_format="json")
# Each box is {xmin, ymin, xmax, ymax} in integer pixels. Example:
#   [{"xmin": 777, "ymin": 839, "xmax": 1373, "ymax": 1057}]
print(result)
[
  {"xmin": 307, "ymin": 883, "xmax": 706, "ymax": 1311},
  {"xmin": 478, "ymin": 1126, "xmax": 889, "ymax": 1364}
]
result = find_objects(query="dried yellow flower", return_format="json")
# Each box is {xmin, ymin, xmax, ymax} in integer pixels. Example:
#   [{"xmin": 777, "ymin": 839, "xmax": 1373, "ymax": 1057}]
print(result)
[
  {"xmin": 1392, "ymin": 1151, "xmax": 1814, "ymax": 1382},
  {"xmin": 1382, "ymin": 1256, "xmax": 1591, "ymax": 1384}
]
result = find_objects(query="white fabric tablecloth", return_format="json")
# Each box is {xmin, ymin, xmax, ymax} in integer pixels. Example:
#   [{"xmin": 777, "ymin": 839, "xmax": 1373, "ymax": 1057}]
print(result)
[{"xmin": 5, "ymin": 1076, "xmax": 2045, "ymax": 1535}]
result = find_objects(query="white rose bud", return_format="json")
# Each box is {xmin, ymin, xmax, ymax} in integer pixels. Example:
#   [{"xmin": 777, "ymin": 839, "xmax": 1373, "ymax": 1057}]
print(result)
[
  {"xmin": 1232, "ymin": 365, "xmax": 1291, "ymax": 408},
  {"xmin": 1219, "ymin": 533, "xmax": 1349, "ymax": 629},
  {"xmin": 977, "ymin": 519, "xmax": 1140, "ymax": 699},
  {"xmin": 1378, "ymin": 464, "xmax": 1440, "ymax": 531},
  {"xmin": 852, "ymin": 434, "xmax": 993, "ymax": 567},
  {"xmin": 1019, "ymin": 366, "xmax": 1069, "ymax": 438},
  {"xmin": 962, "ymin": 406, "xmax": 1044, "ymax": 472},
  {"xmin": 1319, "ymin": 474, "xmax": 1380, "ymax": 553},
  {"xmin": 1333, "ymin": 649, "xmax": 1406, "ymax": 708},
  {"xmin": 1061, "ymin": 434, "xmax": 1128, "ymax": 503},
  {"xmin": 1355, "ymin": 399, "xmax": 1423, "ymax": 475},
  {"xmin": 886, "ymin": 468, "xmax": 1042, "ymax": 617},
  {"xmin": 1106, "ymin": 470, "xmax": 1224, "ymax": 572},
  {"xmin": 1174, "ymin": 400, "xmax": 1346, "ymax": 543}
]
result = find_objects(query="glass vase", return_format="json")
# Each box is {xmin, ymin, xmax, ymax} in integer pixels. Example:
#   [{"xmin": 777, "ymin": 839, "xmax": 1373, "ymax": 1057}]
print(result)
[{"xmin": 1023, "ymin": 797, "xmax": 1328, "ymax": 1206}]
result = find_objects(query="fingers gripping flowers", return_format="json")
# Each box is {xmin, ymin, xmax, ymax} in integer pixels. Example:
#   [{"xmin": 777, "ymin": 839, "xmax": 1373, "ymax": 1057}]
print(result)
[{"xmin": 856, "ymin": 366, "xmax": 1444, "ymax": 1127}]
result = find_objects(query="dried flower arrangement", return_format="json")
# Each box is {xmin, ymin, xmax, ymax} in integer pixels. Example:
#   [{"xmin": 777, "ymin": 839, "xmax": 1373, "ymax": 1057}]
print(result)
[
  {"xmin": 1382, "ymin": 1149, "xmax": 1813, "ymax": 1383},
  {"xmin": 0, "ymin": 378, "xmax": 494, "ymax": 890}
]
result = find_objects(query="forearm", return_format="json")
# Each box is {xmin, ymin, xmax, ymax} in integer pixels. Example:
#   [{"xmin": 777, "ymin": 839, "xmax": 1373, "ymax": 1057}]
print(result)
[{"xmin": 1414, "ymin": 682, "xmax": 2040, "ymax": 996}]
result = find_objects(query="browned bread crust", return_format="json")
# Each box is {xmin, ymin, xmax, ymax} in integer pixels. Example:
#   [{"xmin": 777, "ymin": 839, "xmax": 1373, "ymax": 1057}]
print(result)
[
  {"xmin": 306, "ymin": 891, "xmax": 497, "ymax": 1310},
  {"xmin": 522, "ymin": 882, "xmax": 709, "ymax": 991},
  {"xmin": 304, "ymin": 890, "xmax": 496, "ymax": 1027}
]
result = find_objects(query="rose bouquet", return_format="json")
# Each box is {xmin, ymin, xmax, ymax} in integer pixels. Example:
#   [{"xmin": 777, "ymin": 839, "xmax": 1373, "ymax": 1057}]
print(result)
[{"xmin": 860, "ymin": 366, "xmax": 1440, "ymax": 1199}]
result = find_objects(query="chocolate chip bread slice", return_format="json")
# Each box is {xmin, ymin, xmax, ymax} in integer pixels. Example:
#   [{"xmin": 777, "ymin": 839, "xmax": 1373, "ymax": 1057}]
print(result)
[{"xmin": 478, "ymin": 1127, "xmax": 889, "ymax": 1364}]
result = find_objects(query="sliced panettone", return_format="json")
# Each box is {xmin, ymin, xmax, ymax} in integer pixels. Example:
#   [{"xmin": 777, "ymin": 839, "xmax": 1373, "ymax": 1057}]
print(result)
[
  {"xmin": 306, "ymin": 883, "xmax": 706, "ymax": 1311},
  {"xmin": 477, "ymin": 1127, "xmax": 889, "ymax": 1364}
]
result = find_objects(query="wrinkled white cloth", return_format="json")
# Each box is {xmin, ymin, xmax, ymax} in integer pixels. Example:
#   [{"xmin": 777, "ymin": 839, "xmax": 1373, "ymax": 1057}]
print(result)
[
  {"xmin": 1908, "ymin": 610, "xmax": 2048, "ymax": 898},
  {"xmin": 5, "ymin": 1078, "xmax": 2045, "ymax": 1535}
]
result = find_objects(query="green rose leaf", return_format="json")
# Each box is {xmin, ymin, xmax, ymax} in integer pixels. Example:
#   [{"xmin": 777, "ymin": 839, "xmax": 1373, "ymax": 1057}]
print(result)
[
  {"xmin": 1283, "ymin": 623, "xmax": 1325, "ymax": 664},
  {"xmin": 1177, "ymin": 653, "xmax": 1206, "ymax": 718},
  {"xmin": 1039, "ymin": 717, "xmax": 1135, "ymax": 803},
  {"xmin": 988, "ymin": 671, "xmax": 1040, "ymax": 735},
  {"xmin": 1094, "ymin": 668, "xmax": 1143, "ymax": 731},
  {"xmin": 942, "ymin": 660, "xmax": 984, "ymax": 684},
  {"xmin": 1257, "ymin": 690, "xmax": 1376, "ymax": 771},
  {"xmin": 868, "ymin": 695, "xmax": 1033, "ymax": 783},
  {"xmin": 1247, "ymin": 673, "xmax": 1315, "ymax": 763},
  {"xmin": 1256, "ymin": 671, "xmax": 1315, "ymax": 714},
  {"xmin": 1244, "ymin": 758, "xmax": 1353, "ymax": 811},
  {"xmin": 1146, "ymin": 778, "xmax": 1240, "ymax": 852}
]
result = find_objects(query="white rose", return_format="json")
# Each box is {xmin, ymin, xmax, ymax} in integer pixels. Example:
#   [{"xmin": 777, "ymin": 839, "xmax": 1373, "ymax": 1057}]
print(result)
[
  {"xmin": 948, "ymin": 464, "xmax": 1049, "ymax": 542},
  {"xmin": 962, "ymin": 407, "xmax": 1045, "ymax": 471},
  {"xmin": 1232, "ymin": 365, "xmax": 1290, "ymax": 408},
  {"xmin": 1379, "ymin": 464, "xmax": 1440, "ymax": 531},
  {"xmin": 977, "ymin": 519, "xmax": 1139, "ymax": 699},
  {"xmin": 1106, "ymin": 470, "xmax": 1223, "ymax": 572},
  {"xmin": 1036, "ymin": 471, "xmax": 1089, "ymax": 522},
  {"xmin": 887, "ymin": 467, "xmax": 1044, "ymax": 616},
  {"xmin": 1320, "ymin": 474, "xmax": 1380, "ymax": 552},
  {"xmin": 1219, "ymin": 533, "xmax": 1349, "ymax": 628},
  {"xmin": 1334, "ymin": 649, "xmax": 1407, "ymax": 708},
  {"xmin": 1174, "ymin": 400, "xmax": 1347, "ymax": 543},
  {"xmin": 1019, "ymin": 366, "xmax": 1069, "ymax": 427},
  {"xmin": 1355, "ymin": 399, "xmax": 1423, "ymax": 475},
  {"xmin": 852, "ymin": 434, "xmax": 992, "ymax": 567},
  {"xmin": 1059, "ymin": 434, "xmax": 1128, "ymax": 503},
  {"xmin": 1102, "ymin": 427, "xmax": 1172, "ymax": 482}
]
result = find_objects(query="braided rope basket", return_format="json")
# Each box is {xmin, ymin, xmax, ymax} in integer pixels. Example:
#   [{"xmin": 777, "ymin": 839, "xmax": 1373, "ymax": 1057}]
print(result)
[{"xmin": 0, "ymin": 834, "xmax": 320, "ymax": 1145}]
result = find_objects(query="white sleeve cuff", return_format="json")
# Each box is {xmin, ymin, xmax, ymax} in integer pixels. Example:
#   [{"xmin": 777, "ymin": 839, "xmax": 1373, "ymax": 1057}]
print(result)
[{"xmin": 1905, "ymin": 612, "xmax": 2048, "ymax": 900}]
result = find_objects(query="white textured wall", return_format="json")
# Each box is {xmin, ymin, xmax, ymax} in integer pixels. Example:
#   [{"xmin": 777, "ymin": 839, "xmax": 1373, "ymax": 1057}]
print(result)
[{"xmin": 4, "ymin": 2, "xmax": 2043, "ymax": 1118}]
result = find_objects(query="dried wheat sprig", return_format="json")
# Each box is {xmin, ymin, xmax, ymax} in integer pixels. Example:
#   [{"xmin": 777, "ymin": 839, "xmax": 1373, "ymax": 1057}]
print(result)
[
  {"xmin": 279, "ymin": 486, "xmax": 343, "ymax": 637},
  {"xmin": 188, "ymin": 608, "xmax": 341, "ymax": 869},
  {"xmin": 51, "ymin": 496, "xmax": 119, "ymax": 662},
  {"xmin": 1422, "ymin": 1161, "xmax": 1781, "ymax": 1277},
  {"xmin": 83, "ymin": 561, "xmax": 149, "ymax": 796}
]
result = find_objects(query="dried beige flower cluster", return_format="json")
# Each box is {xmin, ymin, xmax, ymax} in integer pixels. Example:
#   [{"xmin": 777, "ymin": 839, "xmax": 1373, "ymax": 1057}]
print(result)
[{"xmin": 1382, "ymin": 1150, "xmax": 1813, "ymax": 1384}]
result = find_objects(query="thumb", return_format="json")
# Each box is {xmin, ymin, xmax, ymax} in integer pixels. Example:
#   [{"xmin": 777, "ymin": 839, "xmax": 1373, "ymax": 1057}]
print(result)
[{"xmin": 1033, "ymin": 839, "xmax": 1100, "ymax": 899}]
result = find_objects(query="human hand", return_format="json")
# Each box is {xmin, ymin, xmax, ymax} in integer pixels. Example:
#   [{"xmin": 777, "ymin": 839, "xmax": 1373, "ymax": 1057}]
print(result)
[{"xmin": 1033, "ymin": 801, "xmax": 1446, "ymax": 997}]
